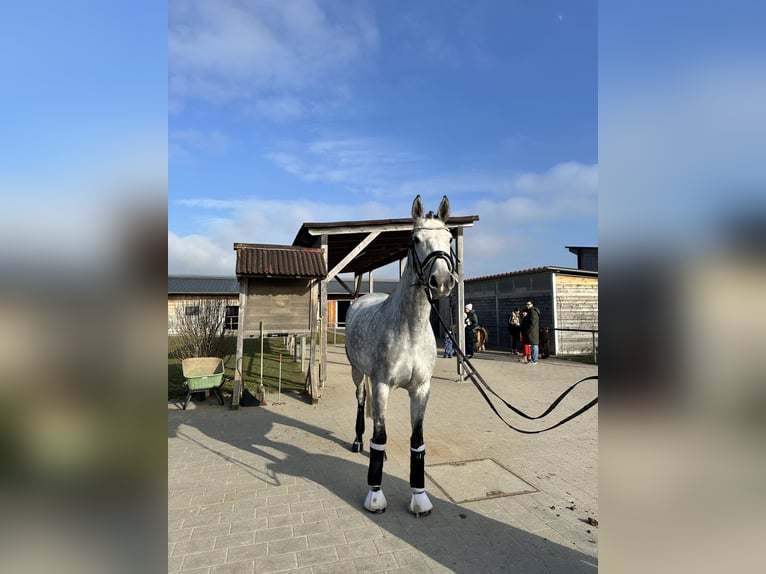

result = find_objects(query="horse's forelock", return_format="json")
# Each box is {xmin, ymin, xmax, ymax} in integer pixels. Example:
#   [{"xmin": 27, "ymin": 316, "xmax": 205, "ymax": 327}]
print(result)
[{"xmin": 413, "ymin": 220, "xmax": 447, "ymax": 233}]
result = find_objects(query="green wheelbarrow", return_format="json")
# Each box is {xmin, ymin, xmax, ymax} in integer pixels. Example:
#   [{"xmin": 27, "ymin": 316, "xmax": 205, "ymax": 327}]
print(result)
[{"xmin": 181, "ymin": 357, "xmax": 225, "ymax": 410}]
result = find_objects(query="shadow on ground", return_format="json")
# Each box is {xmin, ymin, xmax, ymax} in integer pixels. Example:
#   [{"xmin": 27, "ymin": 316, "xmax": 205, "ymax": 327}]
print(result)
[{"xmin": 169, "ymin": 403, "xmax": 597, "ymax": 573}]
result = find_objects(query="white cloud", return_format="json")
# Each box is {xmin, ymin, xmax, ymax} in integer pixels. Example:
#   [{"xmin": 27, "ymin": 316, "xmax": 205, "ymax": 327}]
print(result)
[
  {"xmin": 170, "ymin": 129, "xmax": 231, "ymax": 162},
  {"xmin": 513, "ymin": 161, "xmax": 597, "ymax": 196},
  {"xmin": 168, "ymin": 162, "xmax": 597, "ymax": 278},
  {"xmin": 169, "ymin": 0, "xmax": 378, "ymax": 117},
  {"xmin": 168, "ymin": 232, "xmax": 236, "ymax": 275},
  {"xmin": 264, "ymin": 137, "xmax": 421, "ymax": 188},
  {"xmin": 176, "ymin": 198, "xmax": 244, "ymax": 210}
]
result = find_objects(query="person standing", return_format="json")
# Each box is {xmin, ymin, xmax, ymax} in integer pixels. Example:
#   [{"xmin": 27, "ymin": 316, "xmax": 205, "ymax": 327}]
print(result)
[
  {"xmin": 464, "ymin": 303, "xmax": 479, "ymax": 358},
  {"xmin": 507, "ymin": 308, "xmax": 521, "ymax": 354},
  {"xmin": 519, "ymin": 310, "xmax": 530, "ymax": 363},
  {"xmin": 521, "ymin": 301, "xmax": 541, "ymax": 364}
]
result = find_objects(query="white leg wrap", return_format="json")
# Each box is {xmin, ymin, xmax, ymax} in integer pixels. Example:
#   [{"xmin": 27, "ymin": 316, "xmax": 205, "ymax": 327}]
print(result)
[
  {"xmin": 408, "ymin": 488, "xmax": 433, "ymax": 517},
  {"xmin": 364, "ymin": 488, "xmax": 388, "ymax": 513}
]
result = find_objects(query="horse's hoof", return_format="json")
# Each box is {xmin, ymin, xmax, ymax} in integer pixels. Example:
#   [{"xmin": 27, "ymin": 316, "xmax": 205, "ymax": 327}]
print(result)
[
  {"xmin": 408, "ymin": 491, "xmax": 433, "ymax": 516},
  {"xmin": 364, "ymin": 489, "xmax": 388, "ymax": 513},
  {"xmin": 351, "ymin": 440, "xmax": 362, "ymax": 453}
]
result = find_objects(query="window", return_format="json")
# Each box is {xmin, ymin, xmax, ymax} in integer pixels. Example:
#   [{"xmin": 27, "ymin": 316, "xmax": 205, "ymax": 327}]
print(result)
[
  {"xmin": 185, "ymin": 305, "xmax": 199, "ymax": 316},
  {"xmin": 225, "ymin": 305, "xmax": 239, "ymax": 330}
]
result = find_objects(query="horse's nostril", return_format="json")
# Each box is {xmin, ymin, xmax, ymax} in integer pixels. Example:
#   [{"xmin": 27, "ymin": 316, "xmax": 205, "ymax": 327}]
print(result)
[{"xmin": 429, "ymin": 275, "xmax": 439, "ymax": 288}]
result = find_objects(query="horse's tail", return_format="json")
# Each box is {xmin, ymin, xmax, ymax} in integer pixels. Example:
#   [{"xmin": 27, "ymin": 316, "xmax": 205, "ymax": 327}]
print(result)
[{"xmin": 365, "ymin": 376, "xmax": 373, "ymax": 419}]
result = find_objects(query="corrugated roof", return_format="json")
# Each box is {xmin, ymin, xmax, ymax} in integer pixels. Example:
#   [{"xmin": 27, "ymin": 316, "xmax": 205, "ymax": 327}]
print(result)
[
  {"xmin": 234, "ymin": 243, "xmax": 327, "ymax": 278},
  {"xmin": 168, "ymin": 276, "xmax": 240, "ymax": 294},
  {"xmin": 467, "ymin": 266, "xmax": 598, "ymax": 283}
]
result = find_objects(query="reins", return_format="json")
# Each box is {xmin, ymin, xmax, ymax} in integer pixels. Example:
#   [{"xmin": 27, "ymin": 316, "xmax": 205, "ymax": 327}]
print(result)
[{"xmin": 423, "ymin": 285, "xmax": 598, "ymax": 434}]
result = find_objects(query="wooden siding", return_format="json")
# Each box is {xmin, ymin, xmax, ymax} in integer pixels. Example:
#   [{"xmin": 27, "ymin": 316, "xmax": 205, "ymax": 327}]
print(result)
[
  {"xmin": 243, "ymin": 278, "xmax": 313, "ymax": 333},
  {"xmin": 554, "ymin": 275, "xmax": 598, "ymax": 355},
  {"xmin": 168, "ymin": 294, "xmax": 239, "ymax": 334}
]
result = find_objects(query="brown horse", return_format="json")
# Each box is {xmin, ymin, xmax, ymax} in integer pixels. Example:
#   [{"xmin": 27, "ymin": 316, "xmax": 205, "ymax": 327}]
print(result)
[{"xmin": 475, "ymin": 326, "xmax": 489, "ymax": 352}]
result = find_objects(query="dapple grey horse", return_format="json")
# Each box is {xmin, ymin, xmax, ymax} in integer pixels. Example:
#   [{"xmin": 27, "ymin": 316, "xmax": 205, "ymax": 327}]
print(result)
[{"xmin": 345, "ymin": 195, "xmax": 456, "ymax": 516}]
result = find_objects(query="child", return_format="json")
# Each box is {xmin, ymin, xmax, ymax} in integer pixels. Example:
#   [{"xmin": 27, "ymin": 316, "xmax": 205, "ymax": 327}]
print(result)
[{"xmin": 443, "ymin": 331, "xmax": 454, "ymax": 358}]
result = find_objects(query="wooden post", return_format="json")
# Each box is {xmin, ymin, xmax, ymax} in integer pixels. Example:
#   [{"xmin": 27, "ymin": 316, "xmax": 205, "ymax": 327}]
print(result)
[
  {"xmin": 592, "ymin": 331, "xmax": 598, "ymax": 364},
  {"xmin": 259, "ymin": 320, "xmax": 264, "ymax": 388},
  {"xmin": 306, "ymin": 280, "xmax": 320, "ymax": 403},
  {"xmin": 455, "ymin": 228, "xmax": 466, "ymax": 377},
  {"xmin": 232, "ymin": 277, "xmax": 247, "ymax": 409},
  {"xmin": 320, "ymin": 236, "xmax": 328, "ymax": 387}
]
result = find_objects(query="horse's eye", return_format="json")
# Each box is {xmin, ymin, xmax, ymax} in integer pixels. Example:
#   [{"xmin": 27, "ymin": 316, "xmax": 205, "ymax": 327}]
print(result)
[{"xmin": 413, "ymin": 236, "xmax": 421, "ymax": 244}]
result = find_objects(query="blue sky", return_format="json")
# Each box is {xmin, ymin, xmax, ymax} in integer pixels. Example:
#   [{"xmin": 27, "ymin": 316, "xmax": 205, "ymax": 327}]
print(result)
[{"xmin": 168, "ymin": 0, "xmax": 597, "ymax": 278}]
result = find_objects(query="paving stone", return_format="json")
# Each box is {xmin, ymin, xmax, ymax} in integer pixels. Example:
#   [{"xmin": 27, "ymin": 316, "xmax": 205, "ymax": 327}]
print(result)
[
  {"xmin": 296, "ymin": 546, "xmax": 339, "ymax": 568},
  {"xmin": 169, "ymin": 347, "xmax": 598, "ymax": 573},
  {"xmin": 224, "ymin": 542, "xmax": 268, "ymax": 563},
  {"xmin": 213, "ymin": 532, "xmax": 255, "ymax": 550},
  {"xmin": 210, "ymin": 560, "xmax": 254, "ymax": 574},
  {"xmin": 180, "ymin": 548, "xmax": 226, "ymax": 570},
  {"xmin": 253, "ymin": 553, "xmax": 298, "ymax": 573}
]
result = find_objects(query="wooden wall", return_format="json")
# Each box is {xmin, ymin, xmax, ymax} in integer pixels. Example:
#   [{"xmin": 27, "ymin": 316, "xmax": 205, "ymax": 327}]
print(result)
[
  {"xmin": 243, "ymin": 278, "xmax": 314, "ymax": 334},
  {"xmin": 167, "ymin": 295, "xmax": 239, "ymax": 334},
  {"xmin": 554, "ymin": 275, "xmax": 598, "ymax": 355}
]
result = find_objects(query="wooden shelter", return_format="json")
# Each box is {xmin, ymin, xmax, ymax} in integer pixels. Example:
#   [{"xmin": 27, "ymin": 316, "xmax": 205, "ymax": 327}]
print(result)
[
  {"xmin": 292, "ymin": 212, "xmax": 479, "ymax": 384},
  {"xmin": 232, "ymin": 243, "xmax": 327, "ymax": 406}
]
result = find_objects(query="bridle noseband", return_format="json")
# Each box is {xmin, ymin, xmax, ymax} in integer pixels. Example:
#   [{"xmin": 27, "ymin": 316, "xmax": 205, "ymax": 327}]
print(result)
[{"xmin": 409, "ymin": 230, "xmax": 456, "ymax": 292}]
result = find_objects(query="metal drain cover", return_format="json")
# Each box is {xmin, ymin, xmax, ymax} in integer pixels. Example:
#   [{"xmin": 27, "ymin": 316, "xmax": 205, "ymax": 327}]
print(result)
[{"xmin": 425, "ymin": 458, "xmax": 538, "ymax": 503}]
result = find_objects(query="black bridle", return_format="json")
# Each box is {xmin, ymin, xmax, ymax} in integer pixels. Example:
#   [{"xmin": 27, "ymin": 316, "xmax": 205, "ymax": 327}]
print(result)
[{"xmin": 408, "ymin": 231, "xmax": 457, "ymax": 293}]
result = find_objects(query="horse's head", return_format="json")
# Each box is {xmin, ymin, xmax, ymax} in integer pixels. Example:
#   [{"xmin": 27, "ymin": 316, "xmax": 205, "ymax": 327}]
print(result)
[{"xmin": 410, "ymin": 195, "xmax": 456, "ymax": 299}]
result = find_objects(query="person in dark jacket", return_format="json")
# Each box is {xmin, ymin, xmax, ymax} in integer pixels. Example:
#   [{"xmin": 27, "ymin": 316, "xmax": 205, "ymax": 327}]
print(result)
[
  {"xmin": 520, "ymin": 301, "xmax": 541, "ymax": 364},
  {"xmin": 464, "ymin": 303, "xmax": 479, "ymax": 358}
]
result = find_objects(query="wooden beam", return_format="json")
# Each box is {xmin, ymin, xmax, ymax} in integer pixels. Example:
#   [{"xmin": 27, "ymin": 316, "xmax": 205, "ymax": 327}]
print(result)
[
  {"xmin": 307, "ymin": 223, "xmax": 413, "ymax": 236},
  {"xmin": 306, "ymin": 222, "xmax": 476, "ymax": 236},
  {"xmin": 326, "ymin": 231, "xmax": 381, "ymax": 279},
  {"xmin": 333, "ymin": 275, "xmax": 356, "ymax": 297}
]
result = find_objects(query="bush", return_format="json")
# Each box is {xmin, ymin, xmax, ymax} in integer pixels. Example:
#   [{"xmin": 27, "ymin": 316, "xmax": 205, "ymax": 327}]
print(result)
[{"xmin": 171, "ymin": 297, "xmax": 228, "ymax": 361}]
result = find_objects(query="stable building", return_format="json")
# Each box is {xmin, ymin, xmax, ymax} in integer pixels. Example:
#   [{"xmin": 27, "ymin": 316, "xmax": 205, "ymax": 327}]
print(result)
[
  {"xmin": 167, "ymin": 275, "xmax": 240, "ymax": 334},
  {"xmin": 459, "ymin": 266, "xmax": 598, "ymax": 356}
]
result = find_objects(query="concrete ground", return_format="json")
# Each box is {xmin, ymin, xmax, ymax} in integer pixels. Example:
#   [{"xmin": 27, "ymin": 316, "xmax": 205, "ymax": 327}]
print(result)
[{"xmin": 169, "ymin": 344, "xmax": 598, "ymax": 573}]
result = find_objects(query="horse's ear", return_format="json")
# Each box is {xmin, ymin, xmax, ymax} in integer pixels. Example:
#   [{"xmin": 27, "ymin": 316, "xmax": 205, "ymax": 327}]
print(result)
[
  {"xmin": 437, "ymin": 195, "xmax": 450, "ymax": 220},
  {"xmin": 411, "ymin": 195, "xmax": 424, "ymax": 220}
]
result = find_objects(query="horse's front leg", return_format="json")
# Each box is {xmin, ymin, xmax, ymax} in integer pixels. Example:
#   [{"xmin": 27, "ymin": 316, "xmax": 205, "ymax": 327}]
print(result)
[
  {"xmin": 408, "ymin": 384, "xmax": 433, "ymax": 517},
  {"xmin": 364, "ymin": 382, "xmax": 389, "ymax": 513},
  {"xmin": 351, "ymin": 368, "xmax": 365, "ymax": 453}
]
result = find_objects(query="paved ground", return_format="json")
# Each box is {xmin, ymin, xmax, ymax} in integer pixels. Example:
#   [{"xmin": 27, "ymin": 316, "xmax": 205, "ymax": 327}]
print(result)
[{"xmin": 169, "ymin": 345, "xmax": 598, "ymax": 573}]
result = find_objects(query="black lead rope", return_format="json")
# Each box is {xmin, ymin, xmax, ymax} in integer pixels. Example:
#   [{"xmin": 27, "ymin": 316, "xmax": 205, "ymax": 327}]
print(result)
[{"xmin": 425, "ymin": 288, "xmax": 598, "ymax": 434}]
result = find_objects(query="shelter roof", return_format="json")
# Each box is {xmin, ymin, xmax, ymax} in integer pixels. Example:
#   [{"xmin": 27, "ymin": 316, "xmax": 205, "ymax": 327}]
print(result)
[
  {"xmin": 292, "ymin": 215, "xmax": 479, "ymax": 276},
  {"xmin": 233, "ymin": 243, "xmax": 327, "ymax": 278}
]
